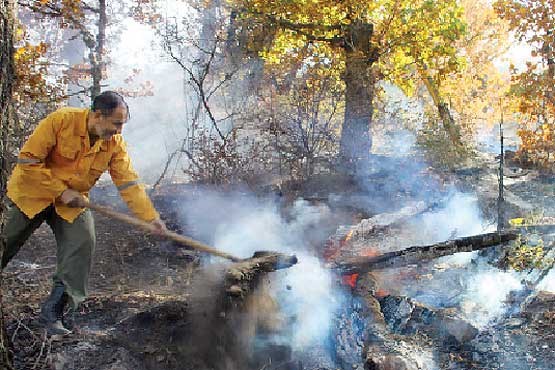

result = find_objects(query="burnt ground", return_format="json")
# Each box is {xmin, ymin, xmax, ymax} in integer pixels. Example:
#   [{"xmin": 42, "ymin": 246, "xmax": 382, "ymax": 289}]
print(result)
[{"xmin": 3, "ymin": 152, "xmax": 555, "ymax": 370}]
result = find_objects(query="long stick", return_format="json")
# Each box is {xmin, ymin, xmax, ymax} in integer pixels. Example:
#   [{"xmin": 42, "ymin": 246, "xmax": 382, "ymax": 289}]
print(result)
[{"xmin": 84, "ymin": 201, "xmax": 241, "ymax": 262}]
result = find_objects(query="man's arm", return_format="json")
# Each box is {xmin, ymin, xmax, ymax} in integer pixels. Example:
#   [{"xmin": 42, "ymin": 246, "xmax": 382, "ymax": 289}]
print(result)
[
  {"xmin": 15, "ymin": 111, "xmax": 68, "ymax": 199},
  {"xmin": 108, "ymin": 138, "xmax": 163, "ymax": 226}
]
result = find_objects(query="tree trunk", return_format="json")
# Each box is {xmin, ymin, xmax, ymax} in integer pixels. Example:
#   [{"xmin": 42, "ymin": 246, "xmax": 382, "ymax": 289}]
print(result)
[
  {"xmin": 200, "ymin": 0, "xmax": 221, "ymax": 51},
  {"xmin": 90, "ymin": 0, "xmax": 106, "ymax": 100},
  {"xmin": 541, "ymin": 36, "xmax": 555, "ymax": 104},
  {"xmin": 0, "ymin": 0, "xmax": 15, "ymax": 367},
  {"xmin": 418, "ymin": 65, "xmax": 463, "ymax": 148},
  {"xmin": 339, "ymin": 20, "xmax": 377, "ymax": 170},
  {"xmin": 224, "ymin": 8, "xmax": 274, "ymax": 95}
]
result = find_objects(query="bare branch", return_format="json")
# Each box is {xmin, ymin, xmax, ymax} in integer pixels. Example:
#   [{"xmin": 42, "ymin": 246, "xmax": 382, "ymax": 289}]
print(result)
[
  {"xmin": 151, "ymin": 150, "xmax": 179, "ymax": 193},
  {"xmin": 206, "ymin": 68, "xmax": 238, "ymax": 100},
  {"xmin": 259, "ymin": 13, "xmax": 344, "ymax": 45}
]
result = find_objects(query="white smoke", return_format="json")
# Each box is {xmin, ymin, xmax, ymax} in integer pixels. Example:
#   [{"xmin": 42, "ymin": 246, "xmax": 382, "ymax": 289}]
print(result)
[
  {"xmin": 213, "ymin": 202, "xmax": 284, "ymax": 258},
  {"xmin": 416, "ymin": 194, "xmax": 529, "ymax": 328},
  {"xmin": 104, "ymin": 18, "xmax": 189, "ymax": 183},
  {"xmin": 407, "ymin": 193, "xmax": 525, "ymax": 328},
  {"xmin": 535, "ymin": 268, "xmax": 555, "ymax": 293},
  {"xmin": 362, "ymin": 155, "xmax": 522, "ymax": 330},
  {"xmin": 415, "ymin": 191, "xmax": 493, "ymax": 243},
  {"xmin": 459, "ymin": 266, "xmax": 523, "ymax": 328},
  {"xmin": 277, "ymin": 254, "xmax": 339, "ymax": 349},
  {"xmin": 178, "ymin": 191, "xmax": 340, "ymax": 351}
]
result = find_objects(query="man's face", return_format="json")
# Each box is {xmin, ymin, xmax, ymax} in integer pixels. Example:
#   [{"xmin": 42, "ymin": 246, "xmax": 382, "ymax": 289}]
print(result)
[{"xmin": 91, "ymin": 106, "xmax": 128, "ymax": 140}]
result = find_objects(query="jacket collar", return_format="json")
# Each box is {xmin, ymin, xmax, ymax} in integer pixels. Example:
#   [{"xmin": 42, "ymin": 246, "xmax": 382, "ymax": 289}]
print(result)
[{"xmin": 75, "ymin": 108, "xmax": 90, "ymax": 137}]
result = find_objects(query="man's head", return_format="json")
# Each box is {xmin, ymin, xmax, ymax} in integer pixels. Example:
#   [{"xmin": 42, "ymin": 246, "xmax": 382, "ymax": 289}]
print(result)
[{"xmin": 88, "ymin": 91, "xmax": 129, "ymax": 140}]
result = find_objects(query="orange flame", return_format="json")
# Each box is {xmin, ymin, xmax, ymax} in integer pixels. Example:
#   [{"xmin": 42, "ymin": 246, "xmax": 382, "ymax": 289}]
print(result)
[
  {"xmin": 342, "ymin": 273, "xmax": 359, "ymax": 288},
  {"xmin": 323, "ymin": 229, "xmax": 355, "ymax": 261},
  {"xmin": 344, "ymin": 230, "xmax": 354, "ymax": 243}
]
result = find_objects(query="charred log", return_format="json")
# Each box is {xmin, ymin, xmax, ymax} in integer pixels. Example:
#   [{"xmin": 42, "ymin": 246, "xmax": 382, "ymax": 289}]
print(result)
[
  {"xmin": 325, "ymin": 201, "xmax": 431, "ymax": 261},
  {"xmin": 335, "ymin": 273, "xmax": 385, "ymax": 370},
  {"xmin": 225, "ymin": 251, "xmax": 298, "ymax": 300},
  {"xmin": 339, "ymin": 274, "xmax": 479, "ymax": 370},
  {"xmin": 379, "ymin": 295, "xmax": 479, "ymax": 344},
  {"xmin": 332, "ymin": 231, "xmax": 518, "ymax": 274},
  {"xmin": 336, "ymin": 273, "xmax": 428, "ymax": 370}
]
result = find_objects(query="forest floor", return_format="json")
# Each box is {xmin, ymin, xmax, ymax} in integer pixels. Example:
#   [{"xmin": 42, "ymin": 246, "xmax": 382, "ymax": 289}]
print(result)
[{"xmin": 3, "ymin": 150, "xmax": 555, "ymax": 370}]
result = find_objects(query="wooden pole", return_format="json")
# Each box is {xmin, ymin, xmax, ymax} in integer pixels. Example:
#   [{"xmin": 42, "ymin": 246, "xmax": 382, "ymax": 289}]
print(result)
[
  {"xmin": 84, "ymin": 201, "xmax": 241, "ymax": 262},
  {"xmin": 498, "ymin": 109, "xmax": 505, "ymax": 231}
]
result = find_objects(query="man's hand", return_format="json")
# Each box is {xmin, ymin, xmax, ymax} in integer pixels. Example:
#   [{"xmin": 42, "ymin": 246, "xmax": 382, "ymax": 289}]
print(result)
[
  {"xmin": 150, "ymin": 218, "xmax": 167, "ymax": 235},
  {"xmin": 58, "ymin": 189, "xmax": 87, "ymax": 208}
]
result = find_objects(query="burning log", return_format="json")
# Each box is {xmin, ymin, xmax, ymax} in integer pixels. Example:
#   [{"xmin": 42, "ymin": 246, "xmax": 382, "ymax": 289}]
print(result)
[
  {"xmin": 339, "ymin": 273, "xmax": 481, "ymax": 370},
  {"xmin": 332, "ymin": 230, "xmax": 518, "ymax": 274},
  {"xmin": 336, "ymin": 273, "xmax": 431, "ymax": 370}
]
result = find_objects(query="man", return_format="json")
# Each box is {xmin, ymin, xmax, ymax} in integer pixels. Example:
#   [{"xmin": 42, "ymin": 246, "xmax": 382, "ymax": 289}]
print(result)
[{"xmin": 2, "ymin": 91, "xmax": 166, "ymax": 335}]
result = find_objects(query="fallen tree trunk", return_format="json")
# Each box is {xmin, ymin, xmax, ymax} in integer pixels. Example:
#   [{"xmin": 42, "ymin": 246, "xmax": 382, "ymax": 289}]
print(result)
[{"xmin": 332, "ymin": 231, "xmax": 518, "ymax": 274}]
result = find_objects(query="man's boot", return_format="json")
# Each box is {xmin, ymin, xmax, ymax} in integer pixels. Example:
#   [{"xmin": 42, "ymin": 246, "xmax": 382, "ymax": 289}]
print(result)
[{"xmin": 39, "ymin": 282, "xmax": 72, "ymax": 335}]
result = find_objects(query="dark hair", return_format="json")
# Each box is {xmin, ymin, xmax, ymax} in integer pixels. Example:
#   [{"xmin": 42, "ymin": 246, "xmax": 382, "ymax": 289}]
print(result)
[{"xmin": 91, "ymin": 91, "xmax": 130, "ymax": 119}]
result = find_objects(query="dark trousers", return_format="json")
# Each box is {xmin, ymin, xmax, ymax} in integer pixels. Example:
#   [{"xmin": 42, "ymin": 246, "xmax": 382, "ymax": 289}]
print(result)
[{"xmin": 2, "ymin": 202, "xmax": 96, "ymax": 308}]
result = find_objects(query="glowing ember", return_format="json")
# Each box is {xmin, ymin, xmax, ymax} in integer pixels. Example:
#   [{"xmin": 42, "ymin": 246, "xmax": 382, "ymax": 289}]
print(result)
[
  {"xmin": 344, "ymin": 230, "xmax": 354, "ymax": 243},
  {"xmin": 360, "ymin": 247, "xmax": 379, "ymax": 257},
  {"xmin": 323, "ymin": 229, "xmax": 355, "ymax": 261},
  {"xmin": 375, "ymin": 289, "xmax": 390, "ymax": 298},
  {"xmin": 342, "ymin": 273, "xmax": 359, "ymax": 288}
]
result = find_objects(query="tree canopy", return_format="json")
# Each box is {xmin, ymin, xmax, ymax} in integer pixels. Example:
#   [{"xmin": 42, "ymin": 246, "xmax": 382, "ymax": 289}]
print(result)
[
  {"xmin": 495, "ymin": 0, "xmax": 555, "ymax": 167},
  {"xmin": 226, "ymin": 0, "xmax": 467, "ymax": 166}
]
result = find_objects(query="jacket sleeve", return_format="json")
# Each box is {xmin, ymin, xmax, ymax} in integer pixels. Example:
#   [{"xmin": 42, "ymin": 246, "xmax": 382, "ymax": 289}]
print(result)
[
  {"xmin": 109, "ymin": 138, "xmax": 159, "ymax": 222},
  {"xmin": 16, "ymin": 112, "xmax": 68, "ymax": 199}
]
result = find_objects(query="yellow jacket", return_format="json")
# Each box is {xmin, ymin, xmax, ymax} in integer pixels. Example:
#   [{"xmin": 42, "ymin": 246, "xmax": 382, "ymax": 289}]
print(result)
[{"xmin": 7, "ymin": 107, "xmax": 159, "ymax": 223}]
